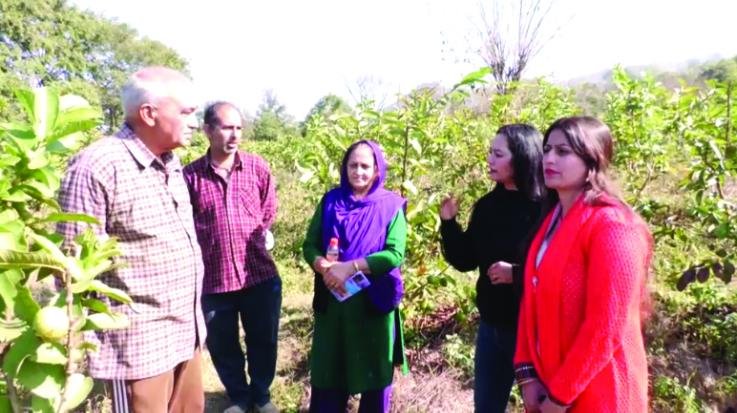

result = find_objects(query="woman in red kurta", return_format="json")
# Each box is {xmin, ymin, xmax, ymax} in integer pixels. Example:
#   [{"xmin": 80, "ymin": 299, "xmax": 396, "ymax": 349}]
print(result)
[{"xmin": 514, "ymin": 116, "xmax": 652, "ymax": 413}]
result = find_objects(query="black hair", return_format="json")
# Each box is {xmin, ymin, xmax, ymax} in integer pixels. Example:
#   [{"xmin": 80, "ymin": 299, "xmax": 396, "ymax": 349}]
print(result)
[
  {"xmin": 203, "ymin": 101, "xmax": 242, "ymax": 127},
  {"xmin": 496, "ymin": 124, "xmax": 546, "ymax": 201}
]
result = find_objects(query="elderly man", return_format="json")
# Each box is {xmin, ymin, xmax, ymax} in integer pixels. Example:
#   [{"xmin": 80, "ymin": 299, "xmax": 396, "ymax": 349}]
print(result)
[
  {"xmin": 57, "ymin": 66, "xmax": 205, "ymax": 413},
  {"xmin": 184, "ymin": 102, "xmax": 281, "ymax": 413}
]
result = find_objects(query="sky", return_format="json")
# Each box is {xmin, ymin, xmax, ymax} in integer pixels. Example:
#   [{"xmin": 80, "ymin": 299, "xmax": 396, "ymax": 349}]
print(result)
[{"xmin": 70, "ymin": 0, "xmax": 737, "ymax": 120}]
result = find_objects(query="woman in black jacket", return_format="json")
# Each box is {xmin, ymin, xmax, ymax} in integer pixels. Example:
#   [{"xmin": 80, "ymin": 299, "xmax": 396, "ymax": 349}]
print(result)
[{"xmin": 439, "ymin": 124, "xmax": 545, "ymax": 413}]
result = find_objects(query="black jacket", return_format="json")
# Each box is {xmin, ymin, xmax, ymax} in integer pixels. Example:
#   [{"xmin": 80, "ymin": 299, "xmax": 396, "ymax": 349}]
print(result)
[{"xmin": 440, "ymin": 185, "xmax": 541, "ymax": 330}]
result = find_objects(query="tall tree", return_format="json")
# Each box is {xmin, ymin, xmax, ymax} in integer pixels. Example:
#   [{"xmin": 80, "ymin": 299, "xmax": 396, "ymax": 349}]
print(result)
[
  {"xmin": 252, "ymin": 91, "xmax": 296, "ymax": 141},
  {"xmin": 303, "ymin": 94, "xmax": 352, "ymax": 127},
  {"xmin": 0, "ymin": 0, "xmax": 188, "ymax": 127}
]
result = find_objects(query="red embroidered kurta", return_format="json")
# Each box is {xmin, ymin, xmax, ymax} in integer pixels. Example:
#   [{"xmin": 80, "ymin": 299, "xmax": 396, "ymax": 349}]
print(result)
[{"xmin": 514, "ymin": 196, "xmax": 652, "ymax": 411}]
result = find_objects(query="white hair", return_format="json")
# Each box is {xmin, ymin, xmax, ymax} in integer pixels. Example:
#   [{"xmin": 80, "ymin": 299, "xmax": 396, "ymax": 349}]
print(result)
[{"xmin": 120, "ymin": 67, "xmax": 195, "ymax": 119}]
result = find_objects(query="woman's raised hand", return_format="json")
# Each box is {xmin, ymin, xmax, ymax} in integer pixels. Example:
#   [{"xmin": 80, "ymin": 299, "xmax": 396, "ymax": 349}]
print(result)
[{"xmin": 439, "ymin": 195, "xmax": 459, "ymax": 220}]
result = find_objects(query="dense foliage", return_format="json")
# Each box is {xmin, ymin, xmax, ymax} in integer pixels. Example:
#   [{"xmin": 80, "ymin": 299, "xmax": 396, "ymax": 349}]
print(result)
[
  {"xmin": 251, "ymin": 63, "xmax": 737, "ymax": 411},
  {"xmin": 0, "ymin": 88, "xmax": 132, "ymax": 412}
]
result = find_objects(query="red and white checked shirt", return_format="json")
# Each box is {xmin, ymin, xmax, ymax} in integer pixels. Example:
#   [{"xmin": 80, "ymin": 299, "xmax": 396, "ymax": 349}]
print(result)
[
  {"xmin": 57, "ymin": 125, "xmax": 206, "ymax": 380},
  {"xmin": 183, "ymin": 151, "xmax": 278, "ymax": 294}
]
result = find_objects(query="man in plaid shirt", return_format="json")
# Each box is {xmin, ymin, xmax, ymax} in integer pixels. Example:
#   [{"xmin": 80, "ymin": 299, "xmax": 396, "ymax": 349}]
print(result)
[
  {"xmin": 184, "ymin": 102, "xmax": 281, "ymax": 413},
  {"xmin": 57, "ymin": 67, "xmax": 205, "ymax": 412}
]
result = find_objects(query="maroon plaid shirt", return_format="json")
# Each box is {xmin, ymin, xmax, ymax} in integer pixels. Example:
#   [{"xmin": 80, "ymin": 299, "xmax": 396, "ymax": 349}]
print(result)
[
  {"xmin": 184, "ymin": 151, "xmax": 278, "ymax": 294},
  {"xmin": 56, "ymin": 125, "xmax": 206, "ymax": 380}
]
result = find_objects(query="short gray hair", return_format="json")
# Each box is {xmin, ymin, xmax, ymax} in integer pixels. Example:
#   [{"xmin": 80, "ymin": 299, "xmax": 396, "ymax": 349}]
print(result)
[{"xmin": 120, "ymin": 66, "xmax": 194, "ymax": 119}]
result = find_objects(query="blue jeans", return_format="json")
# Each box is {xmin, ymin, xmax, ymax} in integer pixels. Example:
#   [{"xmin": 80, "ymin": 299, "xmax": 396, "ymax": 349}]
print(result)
[
  {"xmin": 474, "ymin": 320, "xmax": 516, "ymax": 413},
  {"xmin": 202, "ymin": 277, "xmax": 282, "ymax": 408}
]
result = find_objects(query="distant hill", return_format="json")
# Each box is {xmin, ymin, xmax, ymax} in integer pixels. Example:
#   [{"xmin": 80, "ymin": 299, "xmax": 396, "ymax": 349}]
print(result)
[{"xmin": 563, "ymin": 53, "xmax": 733, "ymax": 86}]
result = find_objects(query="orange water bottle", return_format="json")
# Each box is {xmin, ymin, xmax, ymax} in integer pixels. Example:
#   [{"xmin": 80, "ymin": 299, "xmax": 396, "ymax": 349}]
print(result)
[{"xmin": 326, "ymin": 237, "xmax": 339, "ymax": 262}]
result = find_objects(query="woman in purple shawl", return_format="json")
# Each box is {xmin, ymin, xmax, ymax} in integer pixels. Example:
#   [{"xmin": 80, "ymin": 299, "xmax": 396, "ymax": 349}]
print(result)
[{"xmin": 302, "ymin": 140, "xmax": 408, "ymax": 413}]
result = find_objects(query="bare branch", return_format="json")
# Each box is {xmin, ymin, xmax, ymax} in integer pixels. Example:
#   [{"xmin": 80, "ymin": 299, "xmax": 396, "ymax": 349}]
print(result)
[{"xmin": 476, "ymin": 0, "xmax": 558, "ymax": 94}]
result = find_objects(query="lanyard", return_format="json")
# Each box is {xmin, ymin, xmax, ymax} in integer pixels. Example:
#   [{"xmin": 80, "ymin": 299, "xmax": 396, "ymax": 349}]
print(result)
[{"xmin": 535, "ymin": 205, "xmax": 562, "ymax": 270}]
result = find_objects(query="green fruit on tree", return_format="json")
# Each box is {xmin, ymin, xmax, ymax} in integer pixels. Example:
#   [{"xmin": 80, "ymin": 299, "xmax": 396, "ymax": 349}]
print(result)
[{"xmin": 33, "ymin": 306, "xmax": 70, "ymax": 341}]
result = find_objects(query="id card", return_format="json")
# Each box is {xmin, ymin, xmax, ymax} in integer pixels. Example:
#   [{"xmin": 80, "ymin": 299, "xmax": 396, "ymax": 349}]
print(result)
[{"xmin": 331, "ymin": 271, "xmax": 371, "ymax": 302}]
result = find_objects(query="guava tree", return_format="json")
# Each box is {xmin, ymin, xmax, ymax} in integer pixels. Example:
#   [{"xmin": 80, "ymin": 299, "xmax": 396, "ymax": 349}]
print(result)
[{"xmin": 0, "ymin": 87, "xmax": 131, "ymax": 412}]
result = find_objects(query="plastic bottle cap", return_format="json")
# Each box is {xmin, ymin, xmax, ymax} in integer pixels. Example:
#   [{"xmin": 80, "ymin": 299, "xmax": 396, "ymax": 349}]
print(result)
[{"xmin": 329, "ymin": 237, "xmax": 338, "ymax": 247}]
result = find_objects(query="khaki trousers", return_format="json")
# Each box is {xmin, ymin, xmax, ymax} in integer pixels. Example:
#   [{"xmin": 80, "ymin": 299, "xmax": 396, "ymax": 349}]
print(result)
[{"xmin": 107, "ymin": 349, "xmax": 204, "ymax": 413}]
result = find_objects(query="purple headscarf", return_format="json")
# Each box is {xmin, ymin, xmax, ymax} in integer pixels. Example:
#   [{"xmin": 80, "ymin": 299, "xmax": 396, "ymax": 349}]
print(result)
[{"xmin": 318, "ymin": 140, "xmax": 406, "ymax": 313}]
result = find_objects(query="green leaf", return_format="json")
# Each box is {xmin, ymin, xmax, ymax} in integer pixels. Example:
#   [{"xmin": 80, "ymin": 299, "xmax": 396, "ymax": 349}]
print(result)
[
  {"xmin": 88, "ymin": 280, "xmax": 133, "ymax": 304},
  {"xmin": 0, "ymin": 209, "xmax": 20, "ymax": 225},
  {"xmin": 0, "ymin": 124, "xmax": 35, "ymax": 146},
  {"xmin": 0, "ymin": 270, "xmax": 22, "ymax": 311},
  {"xmin": 59, "ymin": 94, "xmax": 91, "ymax": 111},
  {"xmin": 17, "ymin": 360, "xmax": 65, "ymax": 399},
  {"xmin": 14, "ymin": 89, "xmax": 35, "ymax": 123},
  {"xmin": 42, "ymin": 213, "xmax": 99, "ymax": 225},
  {"xmin": 74, "ymin": 229, "xmax": 119, "ymax": 262},
  {"xmin": 52, "ymin": 105, "xmax": 101, "ymax": 138},
  {"xmin": 26, "ymin": 149, "xmax": 49, "ymax": 170},
  {"xmin": 26, "ymin": 231, "xmax": 67, "ymax": 263},
  {"xmin": 33, "ymin": 342, "xmax": 68, "ymax": 365},
  {"xmin": 21, "ymin": 180, "xmax": 55, "ymax": 200},
  {"xmin": 70, "ymin": 278, "xmax": 92, "ymax": 294},
  {"xmin": 15, "ymin": 286, "xmax": 41, "ymax": 323},
  {"xmin": 0, "ymin": 232, "xmax": 20, "ymax": 251},
  {"xmin": 0, "ymin": 122, "xmax": 34, "ymax": 141},
  {"xmin": 60, "ymin": 373, "xmax": 94, "ymax": 411},
  {"xmin": 46, "ymin": 132, "xmax": 83, "ymax": 153},
  {"xmin": 32, "ymin": 87, "xmax": 60, "ymax": 142},
  {"xmin": 714, "ymin": 222, "xmax": 731, "ymax": 239},
  {"xmin": 81, "ymin": 259, "xmax": 114, "ymax": 280},
  {"xmin": 82, "ymin": 298, "xmax": 110, "ymax": 314},
  {"xmin": 405, "ymin": 199, "xmax": 426, "ymax": 221},
  {"xmin": 84, "ymin": 312, "xmax": 129, "ymax": 330},
  {"xmin": 30, "ymin": 396, "xmax": 55, "ymax": 413},
  {"xmin": 0, "ymin": 181, "xmax": 9, "ymax": 199},
  {"xmin": 0, "ymin": 153, "xmax": 22, "ymax": 168},
  {"xmin": 3, "ymin": 330, "xmax": 40, "ymax": 376},
  {"xmin": 0, "ymin": 396, "xmax": 11, "ymax": 413},
  {"xmin": 708, "ymin": 139, "xmax": 724, "ymax": 162},
  {"xmin": 31, "ymin": 167, "xmax": 61, "ymax": 195},
  {"xmin": 451, "ymin": 67, "xmax": 491, "ymax": 90},
  {"xmin": 0, "ymin": 250, "xmax": 65, "ymax": 273},
  {"xmin": 1, "ymin": 190, "xmax": 32, "ymax": 203},
  {"xmin": 0, "ymin": 220, "xmax": 26, "ymax": 243},
  {"xmin": 0, "ymin": 317, "xmax": 28, "ymax": 341},
  {"xmin": 6, "ymin": 135, "xmax": 35, "ymax": 156}
]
